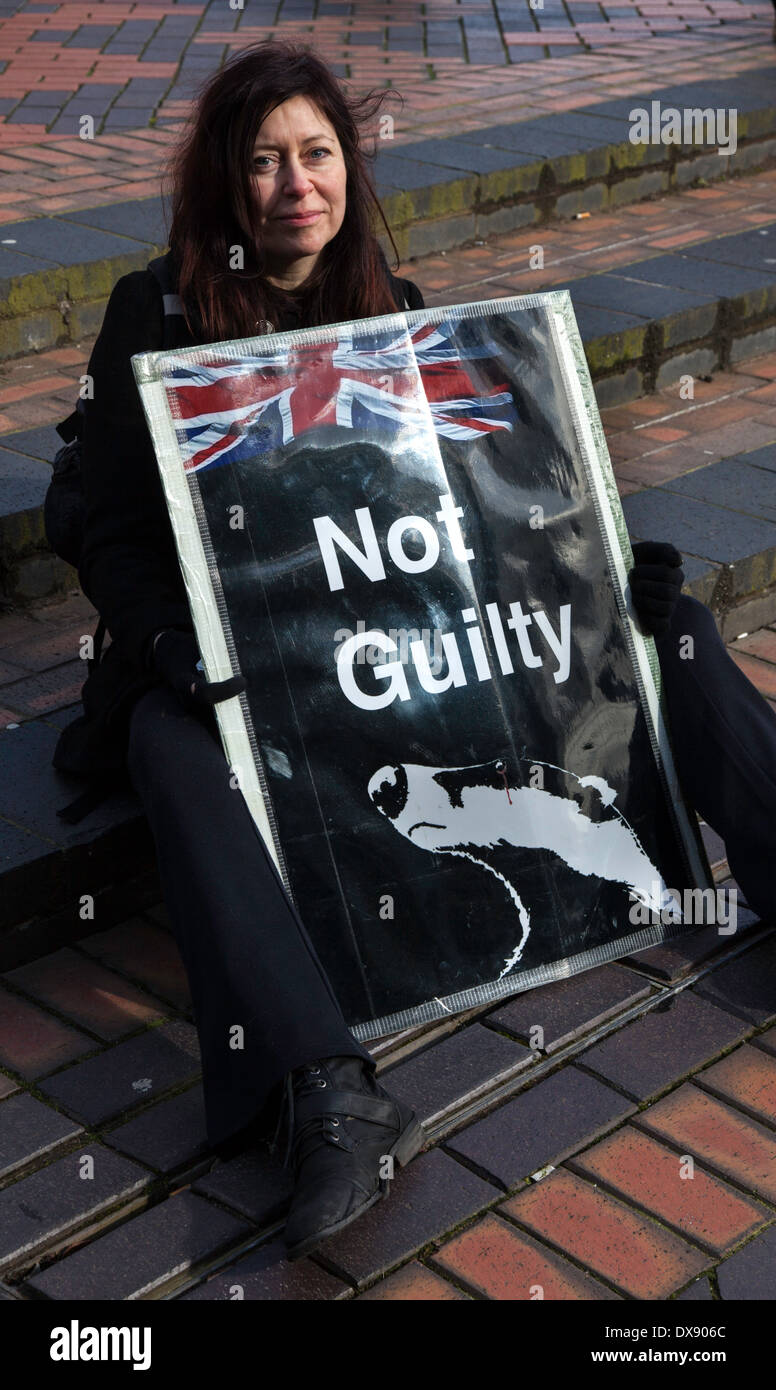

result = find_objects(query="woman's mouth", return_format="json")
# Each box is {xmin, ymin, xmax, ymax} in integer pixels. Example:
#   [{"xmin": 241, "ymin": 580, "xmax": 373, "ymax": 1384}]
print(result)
[{"xmin": 277, "ymin": 211, "xmax": 323, "ymax": 224}]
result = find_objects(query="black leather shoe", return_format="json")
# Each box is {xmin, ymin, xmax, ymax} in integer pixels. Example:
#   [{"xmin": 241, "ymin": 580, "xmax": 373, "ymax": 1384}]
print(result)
[{"xmin": 277, "ymin": 1055, "xmax": 424, "ymax": 1262}]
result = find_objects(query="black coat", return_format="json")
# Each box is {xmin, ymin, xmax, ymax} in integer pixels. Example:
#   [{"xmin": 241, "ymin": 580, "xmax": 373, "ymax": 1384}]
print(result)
[{"xmin": 71, "ymin": 256, "xmax": 426, "ymax": 761}]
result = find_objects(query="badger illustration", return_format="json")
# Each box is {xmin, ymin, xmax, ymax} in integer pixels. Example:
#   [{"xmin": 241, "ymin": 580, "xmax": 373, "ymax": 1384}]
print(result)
[{"xmin": 367, "ymin": 756, "xmax": 680, "ymax": 978}]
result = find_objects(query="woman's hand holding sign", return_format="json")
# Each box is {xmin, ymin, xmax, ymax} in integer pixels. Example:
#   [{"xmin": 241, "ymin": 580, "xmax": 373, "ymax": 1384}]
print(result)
[
  {"xmin": 628, "ymin": 541, "xmax": 685, "ymax": 638},
  {"xmin": 151, "ymin": 628, "xmax": 247, "ymax": 715}
]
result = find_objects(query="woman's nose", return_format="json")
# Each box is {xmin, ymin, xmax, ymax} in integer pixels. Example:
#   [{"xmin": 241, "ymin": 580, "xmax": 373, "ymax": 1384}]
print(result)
[{"xmin": 282, "ymin": 158, "xmax": 314, "ymax": 195}]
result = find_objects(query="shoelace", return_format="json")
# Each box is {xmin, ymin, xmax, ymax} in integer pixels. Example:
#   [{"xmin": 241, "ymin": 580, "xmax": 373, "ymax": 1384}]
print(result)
[{"xmin": 269, "ymin": 1064, "xmax": 332, "ymax": 1171}]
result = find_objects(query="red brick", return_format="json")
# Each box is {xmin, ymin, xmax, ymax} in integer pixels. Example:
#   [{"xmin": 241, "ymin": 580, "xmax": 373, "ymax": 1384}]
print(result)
[
  {"xmin": 0, "ymin": 374, "xmax": 74, "ymax": 406},
  {"xmin": 77, "ymin": 918, "xmax": 191, "ymax": 1012},
  {"xmin": 569, "ymin": 1125, "xmax": 767, "ymax": 1254},
  {"xmin": 4, "ymin": 947, "xmax": 168, "ymax": 1042},
  {"xmin": 357, "ymin": 1261, "xmax": 469, "ymax": 1299},
  {"xmin": 1, "ymin": 663, "xmax": 85, "ymax": 718},
  {"xmin": 500, "ymin": 1168, "xmax": 708, "ymax": 1298},
  {"xmin": 432, "ymin": 1212, "xmax": 619, "ymax": 1300},
  {"xmin": 636, "ymin": 425, "xmax": 690, "ymax": 443},
  {"xmin": 635, "ymin": 1082, "xmax": 776, "ymax": 1203},
  {"xmin": 0, "ymin": 984, "xmax": 95, "ymax": 1080},
  {"xmin": 729, "ymin": 651, "xmax": 776, "ymax": 701},
  {"xmin": 729, "ymin": 630, "xmax": 776, "ymax": 665},
  {"xmin": 693, "ymin": 1044, "xmax": 776, "ymax": 1129},
  {"xmin": 0, "ymin": 611, "xmax": 46, "ymax": 647},
  {"xmin": 2, "ymin": 624, "xmax": 95, "ymax": 675}
]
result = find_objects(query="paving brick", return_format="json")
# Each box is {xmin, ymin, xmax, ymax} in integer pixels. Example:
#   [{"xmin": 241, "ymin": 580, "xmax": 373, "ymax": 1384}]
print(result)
[
  {"xmin": 0, "ymin": 1092, "xmax": 82, "ymax": 1180},
  {"xmin": 684, "ymin": 227, "xmax": 776, "ymax": 275},
  {"xmin": 191, "ymin": 1146, "xmax": 294, "ymax": 1227},
  {"xmin": 691, "ymin": 935, "xmax": 776, "ymax": 1027},
  {"xmin": 304, "ymin": 1148, "xmax": 496, "ymax": 1289},
  {"xmin": 0, "ymin": 215, "xmax": 149, "ymax": 267},
  {"xmin": 357, "ymin": 1261, "xmax": 470, "ymax": 1299},
  {"xmin": 576, "ymin": 991, "xmax": 750, "ymax": 1101},
  {"xmin": 446, "ymin": 1066, "xmax": 635, "ymax": 1189},
  {"xmin": 751, "ymin": 1025, "xmax": 776, "ymax": 1059},
  {"xmin": 77, "ymin": 918, "xmax": 191, "ymax": 1011},
  {"xmin": 0, "ymin": 619, "xmax": 96, "ymax": 674},
  {"xmin": 37, "ymin": 1020, "xmax": 201, "ymax": 1125},
  {"xmin": 0, "ymin": 445, "xmax": 53, "ymax": 515},
  {"xmin": 0, "ymin": 1144, "xmax": 150, "ymax": 1273},
  {"xmin": 104, "ymin": 1084, "xmax": 209, "ymax": 1173},
  {"xmin": 693, "ymin": 1044, "xmax": 776, "ymax": 1128},
  {"xmin": 716, "ymin": 1223, "xmax": 776, "ymax": 1300},
  {"xmin": 623, "ymin": 250, "xmax": 775, "ymax": 300},
  {"xmin": 569, "ymin": 1124, "xmax": 767, "ymax": 1254},
  {"xmin": 0, "ymin": 664, "xmax": 86, "ymax": 718},
  {"xmin": 730, "ymin": 650, "xmax": 776, "ymax": 701},
  {"xmin": 482, "ymin": 963, "xmax": 651, "ymax": 1051},
  {"xmin": 622, "ymin": 488, "xmax": 776, "ymax": 569},
  {"xmin": 25, "ymin": 1189, "xmax": 250, "ymax": 1300},
  {"xmin": 500, "ymin": 1168, "xmax": 708, "ymax": 1298},
  {"xmin": 179, "ymin": 1236, "xmax": 349, "ymax": 1300},
  {"xmin": 381, "ymin": 1023, "xmax": 529, "ymax": 1122},
  {"xmin": 144, "ymin": 900, "xmax": 172, "ymax": 932},
  {"xmin": 0, "ymin": 1073, "xmax": 19, "ymax": 1100},
  {"xmin": 662, "ymin": 456, "xmax": 776, "ymax": 524},
  {"xmin": 635, "ymin": 1082, "xmax": 776, "ymax": 1203},
  {"xmin": 622, "ymin": 903, "xmax": 760, "ymax": 981},
  {"xmin": 676, "ymin": 1276, "xmax": 714, "ymax": 1300},
  {"xmin": 559, "ymin": 270, "xmax": 716, "ymax": 321},
  {"xmin": 60, "ymin": 201, "xmax": 165, "ymax": 253},
  {"xmin": 730, "ymin": 629, "xmax": 776, "ymax": 663},
  {"xmin": 0, "ymin": 984, "xmax": 95, "ymax": 1080},
  {"xmin": 3, "ymin": 946, "xmax": 168, "ymax": 1040},
  {"xmin": 432, "ymin": 1211, "xmax": 620, "ymax": 1299}
]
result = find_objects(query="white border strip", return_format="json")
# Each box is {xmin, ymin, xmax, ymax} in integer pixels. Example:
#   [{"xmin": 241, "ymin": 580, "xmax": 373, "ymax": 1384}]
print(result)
[{"xmin": 132, "ymin": 369, "xmax": 282, "ymax": 876}]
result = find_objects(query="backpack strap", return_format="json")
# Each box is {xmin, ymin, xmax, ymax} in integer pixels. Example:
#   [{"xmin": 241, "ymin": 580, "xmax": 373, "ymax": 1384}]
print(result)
[
  {"xmin": 56, "ymin": 254, "xmax": 189, "ymax": 449},
  {"xmin": 147, "ymin": 252, "xmax": 196, "ymax": 350},
  {"xmin": 55, "ymin": 396, "xmax": 86, "ymax": 445}
]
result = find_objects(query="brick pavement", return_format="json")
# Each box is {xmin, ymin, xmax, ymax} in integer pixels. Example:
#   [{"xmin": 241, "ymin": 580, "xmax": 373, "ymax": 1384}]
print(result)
[
  {"xmin": 0, "ymin": 0, "xmax": 773, "ymax": 221},
  {"xmin": 0, "ymin": 896, "xmax": 773, "ymax": 1298}
]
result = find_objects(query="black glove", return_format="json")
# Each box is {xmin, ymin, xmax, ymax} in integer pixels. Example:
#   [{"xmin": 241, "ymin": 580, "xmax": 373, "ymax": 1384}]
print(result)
[
  {"xmin": 628, "ymin": 541, "xmax": 684, "ymax": 638},
  {"xmin": 151, "ymin": 628, "xmax": 246, "ymax": 714}
]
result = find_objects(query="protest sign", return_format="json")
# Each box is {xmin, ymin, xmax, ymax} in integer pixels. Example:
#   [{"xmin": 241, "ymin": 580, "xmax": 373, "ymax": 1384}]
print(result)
[{"xmin": 133, "ymin": 291, "xmax": 712, "ymax": 1039}]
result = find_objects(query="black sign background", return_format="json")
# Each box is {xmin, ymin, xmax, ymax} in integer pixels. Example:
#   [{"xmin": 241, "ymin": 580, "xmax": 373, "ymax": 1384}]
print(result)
[{"xmin": 182, "ymin": 304, "xmax": 697, "ymax": 1033}]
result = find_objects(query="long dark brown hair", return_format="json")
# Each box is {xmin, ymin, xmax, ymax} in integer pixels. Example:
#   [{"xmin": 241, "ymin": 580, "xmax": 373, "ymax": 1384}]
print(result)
[{"xmin": 163, "ymin": 39, "xmax": 403, "ymax": 342}]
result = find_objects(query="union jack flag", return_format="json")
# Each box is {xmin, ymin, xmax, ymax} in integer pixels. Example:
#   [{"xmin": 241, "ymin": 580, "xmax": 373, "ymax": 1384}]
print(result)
[{"xmin": 162, "ymin": 320, "xmax": 518, "ymax": 474}]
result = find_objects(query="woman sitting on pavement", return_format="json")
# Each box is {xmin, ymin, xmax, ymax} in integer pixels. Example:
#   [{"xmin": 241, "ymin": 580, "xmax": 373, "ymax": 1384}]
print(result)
[{"xmin": 73, "ymin": 38, "xmax": 776, "ymax": 1263}]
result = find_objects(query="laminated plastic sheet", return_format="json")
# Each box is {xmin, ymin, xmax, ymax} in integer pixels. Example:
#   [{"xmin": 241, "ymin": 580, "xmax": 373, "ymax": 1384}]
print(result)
[{"xmin": 133, "ymin": 291, "xmax": 712, "ymax": 1041}]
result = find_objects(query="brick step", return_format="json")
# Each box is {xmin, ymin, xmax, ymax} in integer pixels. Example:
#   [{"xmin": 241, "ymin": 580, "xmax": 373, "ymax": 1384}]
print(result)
[
  {"xmin": 379, "ymin": 69, "xmax": 776, "ymax": 263},
  {"xmin": 0, "ymin": 66, "xmax": 774, "ymax": 365}
]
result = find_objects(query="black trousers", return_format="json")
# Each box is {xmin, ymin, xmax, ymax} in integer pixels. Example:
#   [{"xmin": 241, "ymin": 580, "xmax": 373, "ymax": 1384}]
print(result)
[
  {"xmin": 126, "ymin": 685, "xmax": 374, "ymax": 1159},
  {"xmin": 126, "ymin": 594, "xmax": 776, "ymax": 1156}
]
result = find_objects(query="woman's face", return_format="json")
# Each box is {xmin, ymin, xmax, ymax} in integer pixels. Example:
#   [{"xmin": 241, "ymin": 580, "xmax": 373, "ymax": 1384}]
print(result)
[{"xmin": 252, "ymin": 94, "xmax": 348, "ymax": 289}]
